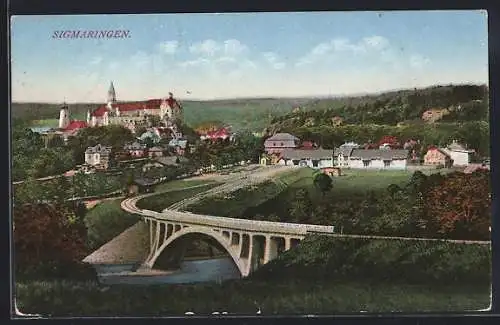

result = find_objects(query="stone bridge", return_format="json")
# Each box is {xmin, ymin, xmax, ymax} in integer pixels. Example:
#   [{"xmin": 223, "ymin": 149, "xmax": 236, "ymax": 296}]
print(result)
[{"xmin": 119, "ymin": 166, "xmax": 335, "ymax": 277}]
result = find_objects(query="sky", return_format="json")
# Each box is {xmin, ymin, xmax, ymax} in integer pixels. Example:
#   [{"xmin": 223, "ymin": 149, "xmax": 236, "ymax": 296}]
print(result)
[{"xmin": 10, "ymin": 11, "xmax": 488, "ymax": 102}]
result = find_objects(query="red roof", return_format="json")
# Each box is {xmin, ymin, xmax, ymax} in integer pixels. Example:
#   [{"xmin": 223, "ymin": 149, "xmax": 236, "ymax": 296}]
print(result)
[
  {"xmin": 64, "ymin": 120, "xmax": 87, "ymax": 131},
  {"xmin": 92, "ymin": 105, "xmax": 108, "ymax": 117},
  {"xmin": 91, "ymin": 99, "xmax": 164, "ymax": 117},
  {"xmin": 301, "ymin": 141, "xmax": 316, "ymax": 149}
]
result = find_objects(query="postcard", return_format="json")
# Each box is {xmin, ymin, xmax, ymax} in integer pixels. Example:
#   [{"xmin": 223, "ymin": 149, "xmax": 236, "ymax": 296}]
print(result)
[{"xmin": 10, "ymin": 10, "xmax": 491, "ymax": 317}]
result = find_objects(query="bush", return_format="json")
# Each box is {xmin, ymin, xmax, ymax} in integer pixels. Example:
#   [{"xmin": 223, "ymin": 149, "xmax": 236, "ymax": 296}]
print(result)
[{"xmin": 252, "ymin": 235, "xmax": 491, "ymax": 286}]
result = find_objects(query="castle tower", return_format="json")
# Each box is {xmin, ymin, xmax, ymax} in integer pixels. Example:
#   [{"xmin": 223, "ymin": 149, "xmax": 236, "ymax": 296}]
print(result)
[
  {"xmin": 86, "ymin": 110, "xmax": 91, "ymax": 124},
  {"xmin": 107, "ymin": 81, "xmax": 116, "ymax": 105},
  {"xmin": 59, "ymin": 103, "xmax": 70, "ymax": 129}
]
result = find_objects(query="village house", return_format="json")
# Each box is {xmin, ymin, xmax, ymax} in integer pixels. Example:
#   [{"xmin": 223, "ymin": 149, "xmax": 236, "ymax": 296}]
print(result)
[
  {"xmin": 333, "ymin": 142, "xmax": 360, "ymax": 167},
  {"xmin": 199, "ymin": 127, "xmax": 232, "ymax": 142},
  {"xmin": 278, "ymin": 148, "xmax": 334, "ymax": 169},
  {"xmin": 331, "ymin": 116, "xmax": 343, "ymax": 127},
  {"xmin": 348, "ymin": 149, "xmax": 409, "ymax": 170},
  {"xmin": 142, "ymin": 156, "xmax": 188, "ymax": 173},
  {"xmin": 123, "ymin": 142, "xmax": 147, "ymax": 157},
  {"xmin": 84, "ymin": 144, "xmax": 112, "ymax": 170},
  {"xmin": 148, "ymin": 146, "xmax": 164, "ymax": 158},
  {"xmin": 421, "ymin": 108, "xmax": 450, "ymax": 123},
  {"xmin": 423, "ymin": 147, "xmax": 453, "ymax": 167},
  {"xmin": 264, "ymin": 133, "xmax": 300, "ymax": 155},
  {"xmin": 440, "ymin": 140, "xmax": 475, "ymax": 166},
  {"xmin": 168, "ymin": 138, "xmax": 188, "ymax": 156}
]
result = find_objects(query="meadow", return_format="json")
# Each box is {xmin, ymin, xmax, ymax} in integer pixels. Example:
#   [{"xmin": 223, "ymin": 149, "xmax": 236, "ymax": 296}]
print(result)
[{"xmin": 188, "ymin": 168, "xmax": 416, "ymax": 219}]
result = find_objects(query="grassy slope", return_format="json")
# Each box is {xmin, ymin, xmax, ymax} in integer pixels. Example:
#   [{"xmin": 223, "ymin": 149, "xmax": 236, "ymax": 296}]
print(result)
[
  {"xmin": 84, "ymin": 179, "xmax": 218, "ymax": 250},
  {"xmin": 136, "ymin": 182, "xmax": 221, "ymax": 212},
  {"xmin": 187, "ymin": 168, "xmax": 313, "ymax": 217},
  {"xmin": 15, "ymin": 280, "xmax": 488, "ymax": 316}
]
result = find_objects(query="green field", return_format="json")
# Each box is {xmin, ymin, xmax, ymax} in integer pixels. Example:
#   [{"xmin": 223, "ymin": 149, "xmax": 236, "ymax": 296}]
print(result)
[
  {"xmin": 188, "ymin": 168, "xmax": 417, "ymax": 218},
  {"xmin": 155, "ymin": 179, "xmax": 218, "ymax": 192}
]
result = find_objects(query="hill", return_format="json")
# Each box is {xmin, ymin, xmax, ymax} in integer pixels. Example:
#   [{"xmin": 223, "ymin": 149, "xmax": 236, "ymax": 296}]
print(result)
[
  {"xmin": 11, "ymin": 98, "xmax": 310, "ymax": 131},
  {"xmin": 267, "ymin": 84, "xmax": 488, "ymax": 132},
  {"xmin": 11, "ymin": 84, "xmax": 488, "ymax": 132}
]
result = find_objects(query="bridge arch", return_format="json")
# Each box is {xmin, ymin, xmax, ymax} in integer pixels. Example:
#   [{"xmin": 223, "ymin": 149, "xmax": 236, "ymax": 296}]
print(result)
[{"xmin": 147, "ymin": 225, "xmax": 246, "ymax": 276}]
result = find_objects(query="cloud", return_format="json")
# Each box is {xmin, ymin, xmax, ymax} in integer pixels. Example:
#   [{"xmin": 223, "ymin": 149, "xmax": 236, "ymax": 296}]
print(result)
[
  {"xmin": 89, "ymin": 56, "xmax": 103, "ymax": 65},
  {"xmin": 296, "ymin": 35, "xmax": 390, "ymax": 66},
  {"xmin": 409, "ymin": 54, "xmax": 430, "ymax": 69},
  {"xmin": 178, "ymin": 58, "xmax": 211, "ymax": 68},
  {"xmin": 189, "ymin": 39, "xmax": 220, "ymax": 57},
  {"xmin": 262, "ymin": 52, "xmax": 286, "ymax": 69},
  {"xmin": 223, "ymin": 39, "xmax": 248, "ymax": 56},
  {"xmin": 159, "ymin": 40, "xmax": 179, "ymax": 54}
]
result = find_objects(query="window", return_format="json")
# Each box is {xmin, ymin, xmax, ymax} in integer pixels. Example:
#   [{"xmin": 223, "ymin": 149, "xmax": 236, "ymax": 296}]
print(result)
[
  {"xmin": 363, "ymin": 160, "xmax": 370, "ymax": 167},
  {"xmin": 312, "ymin": 160, "xmax": 319, "ymax": 167},
  {"xmin": 280, "ymin": 142, "xmax": 284, "ymax": 146},
  {"xmin": 384, "ymin": 160, "xmax": 391, "ymax": 167}
]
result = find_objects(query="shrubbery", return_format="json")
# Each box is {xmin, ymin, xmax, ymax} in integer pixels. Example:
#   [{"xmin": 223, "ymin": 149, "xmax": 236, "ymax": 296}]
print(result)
[{"xmin": 251, "ymin": 235, "xmax": 491, "ymax": 286}]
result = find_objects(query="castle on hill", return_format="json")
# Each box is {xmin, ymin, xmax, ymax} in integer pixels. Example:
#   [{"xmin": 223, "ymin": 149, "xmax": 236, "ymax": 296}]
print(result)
[{"xmin": 57, "ymin": 81, "xmax": 184, "ymax": 134}]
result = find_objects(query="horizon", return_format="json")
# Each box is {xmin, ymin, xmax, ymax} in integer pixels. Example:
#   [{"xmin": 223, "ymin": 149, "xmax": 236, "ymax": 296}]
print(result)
[
  {"xmin": 11, "ymin": 11, "xmax": 488, "ymax": 102},
  {"xmin": 11, "ymin": 82, "xmax": 488, "ymax": 105}
]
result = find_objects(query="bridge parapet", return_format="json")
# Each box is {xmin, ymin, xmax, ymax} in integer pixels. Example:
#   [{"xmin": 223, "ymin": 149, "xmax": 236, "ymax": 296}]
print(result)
[{"xmin": 141, "ymin": 209, "xmax": 334, "ymax": 236}]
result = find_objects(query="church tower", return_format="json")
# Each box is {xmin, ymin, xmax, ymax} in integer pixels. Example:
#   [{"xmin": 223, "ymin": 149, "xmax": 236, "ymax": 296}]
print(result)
[
  {"xmin": 58, "ymin": 103, "xmax": 70, "ymax": 129},
  {"xmin": 107, "ymin": 81, "xmax": 116, "ymax": 105}
]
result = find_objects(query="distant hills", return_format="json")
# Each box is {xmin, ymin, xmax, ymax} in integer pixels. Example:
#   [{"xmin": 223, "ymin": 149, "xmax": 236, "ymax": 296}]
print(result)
[
  {"xmin": 11, "ymin": 84, "xmax": 488, "ymax": 132},
  {"xmin": 266, "ymin": 84, "xmax": 489, "ymax": 133}
]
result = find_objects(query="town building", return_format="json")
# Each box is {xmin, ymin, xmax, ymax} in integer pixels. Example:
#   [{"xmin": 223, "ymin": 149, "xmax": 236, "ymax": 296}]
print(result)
[
  {"xmin": 84, "ymin": 144, "xmax": 112, "ymax": 170},
  {"xmin": 168, "ymin": 138, "xmax": 188, "ymax": 156},
  {"xmin": 333, "ymin": 142, "xmax": 360, "ymax": 167},
  {"xmin": 123, "ymin": 142, "xmax": 147, "ymax": 158},
  {"xmin": 423, "ymin": 147, "xmax": 453, "ymax": 167},
  {"xmin": 421, "ymin": 108, "xmax": 450, "ymax": 123},
  {"xmin": 56, "ymin": 103, "xmax": 88, "ymax": 140},
  {"xmin": 440, "ymin": 140, "xmax": 475, "ymax": 166},
  {"xmin": 87, "ymin": 82, "xmax": 183, "ymax": 131},
  {"xmin": 264, "ymin": 133, "xmax": 300, "ymax": 155},
  {"xmin": 199, "ymin": 127, "xmax": 232, "ymax": 141},
  {"xmin": 148, "ymin": 146, "xmax": 164, "ymax": 158},
  {"xmin": 278, "ymin": 148, "xmax": 334, "ymax": 169},
  {"xmin": 348, "ymin": 149, "xmax": 409, "ymax": 170}
]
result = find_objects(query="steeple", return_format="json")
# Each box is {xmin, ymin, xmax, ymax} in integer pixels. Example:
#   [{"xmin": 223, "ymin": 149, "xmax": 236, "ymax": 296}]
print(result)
[{"xmin": 107, "ymin": 81, "xmax": 116, "ymax": 104}]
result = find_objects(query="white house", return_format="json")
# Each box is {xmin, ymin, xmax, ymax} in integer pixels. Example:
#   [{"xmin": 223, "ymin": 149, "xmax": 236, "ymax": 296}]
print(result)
[
  {"xmin": 334, "ymin": 142, "xmax": 360, "ymax": 167},
  {"xmin": 85, "ymin": 144, "xmax": 112, "ymax": 169},
  {"xmin": 278, "ymin": 148, "xmax": 334, "ymax": 169},
  {"xmin": 348, "ymin": 149, "xmax": 409, "ymax": 170},
  {"xmin": 440, "ymin": 140, "xmax": 475, "ymax": 166}
]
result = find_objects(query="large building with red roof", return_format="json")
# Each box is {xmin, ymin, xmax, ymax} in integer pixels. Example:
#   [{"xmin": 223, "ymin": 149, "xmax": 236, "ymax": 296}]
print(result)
[{"xmin": 86, "ymin": 81, "xmax": 183, "ymax": 131}]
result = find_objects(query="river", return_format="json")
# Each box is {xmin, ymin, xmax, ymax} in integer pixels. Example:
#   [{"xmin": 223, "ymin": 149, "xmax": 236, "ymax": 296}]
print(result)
[{"xmin": 94, "ymin": 257, "xmax": 241, "ymax": 285}]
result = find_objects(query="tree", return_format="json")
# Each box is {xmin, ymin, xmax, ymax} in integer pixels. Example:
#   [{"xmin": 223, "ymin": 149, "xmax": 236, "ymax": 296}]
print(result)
[
  {"xmin": 14, "ymin": 203, "xmax": 88, "ymax": 278},
  {"xmin": 313, "ymin": 173, "xmax": 333, "ymax": 196},
  {"xmin": 423, "ymin": 171, "xmax": 490, "ymax": 240}
]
